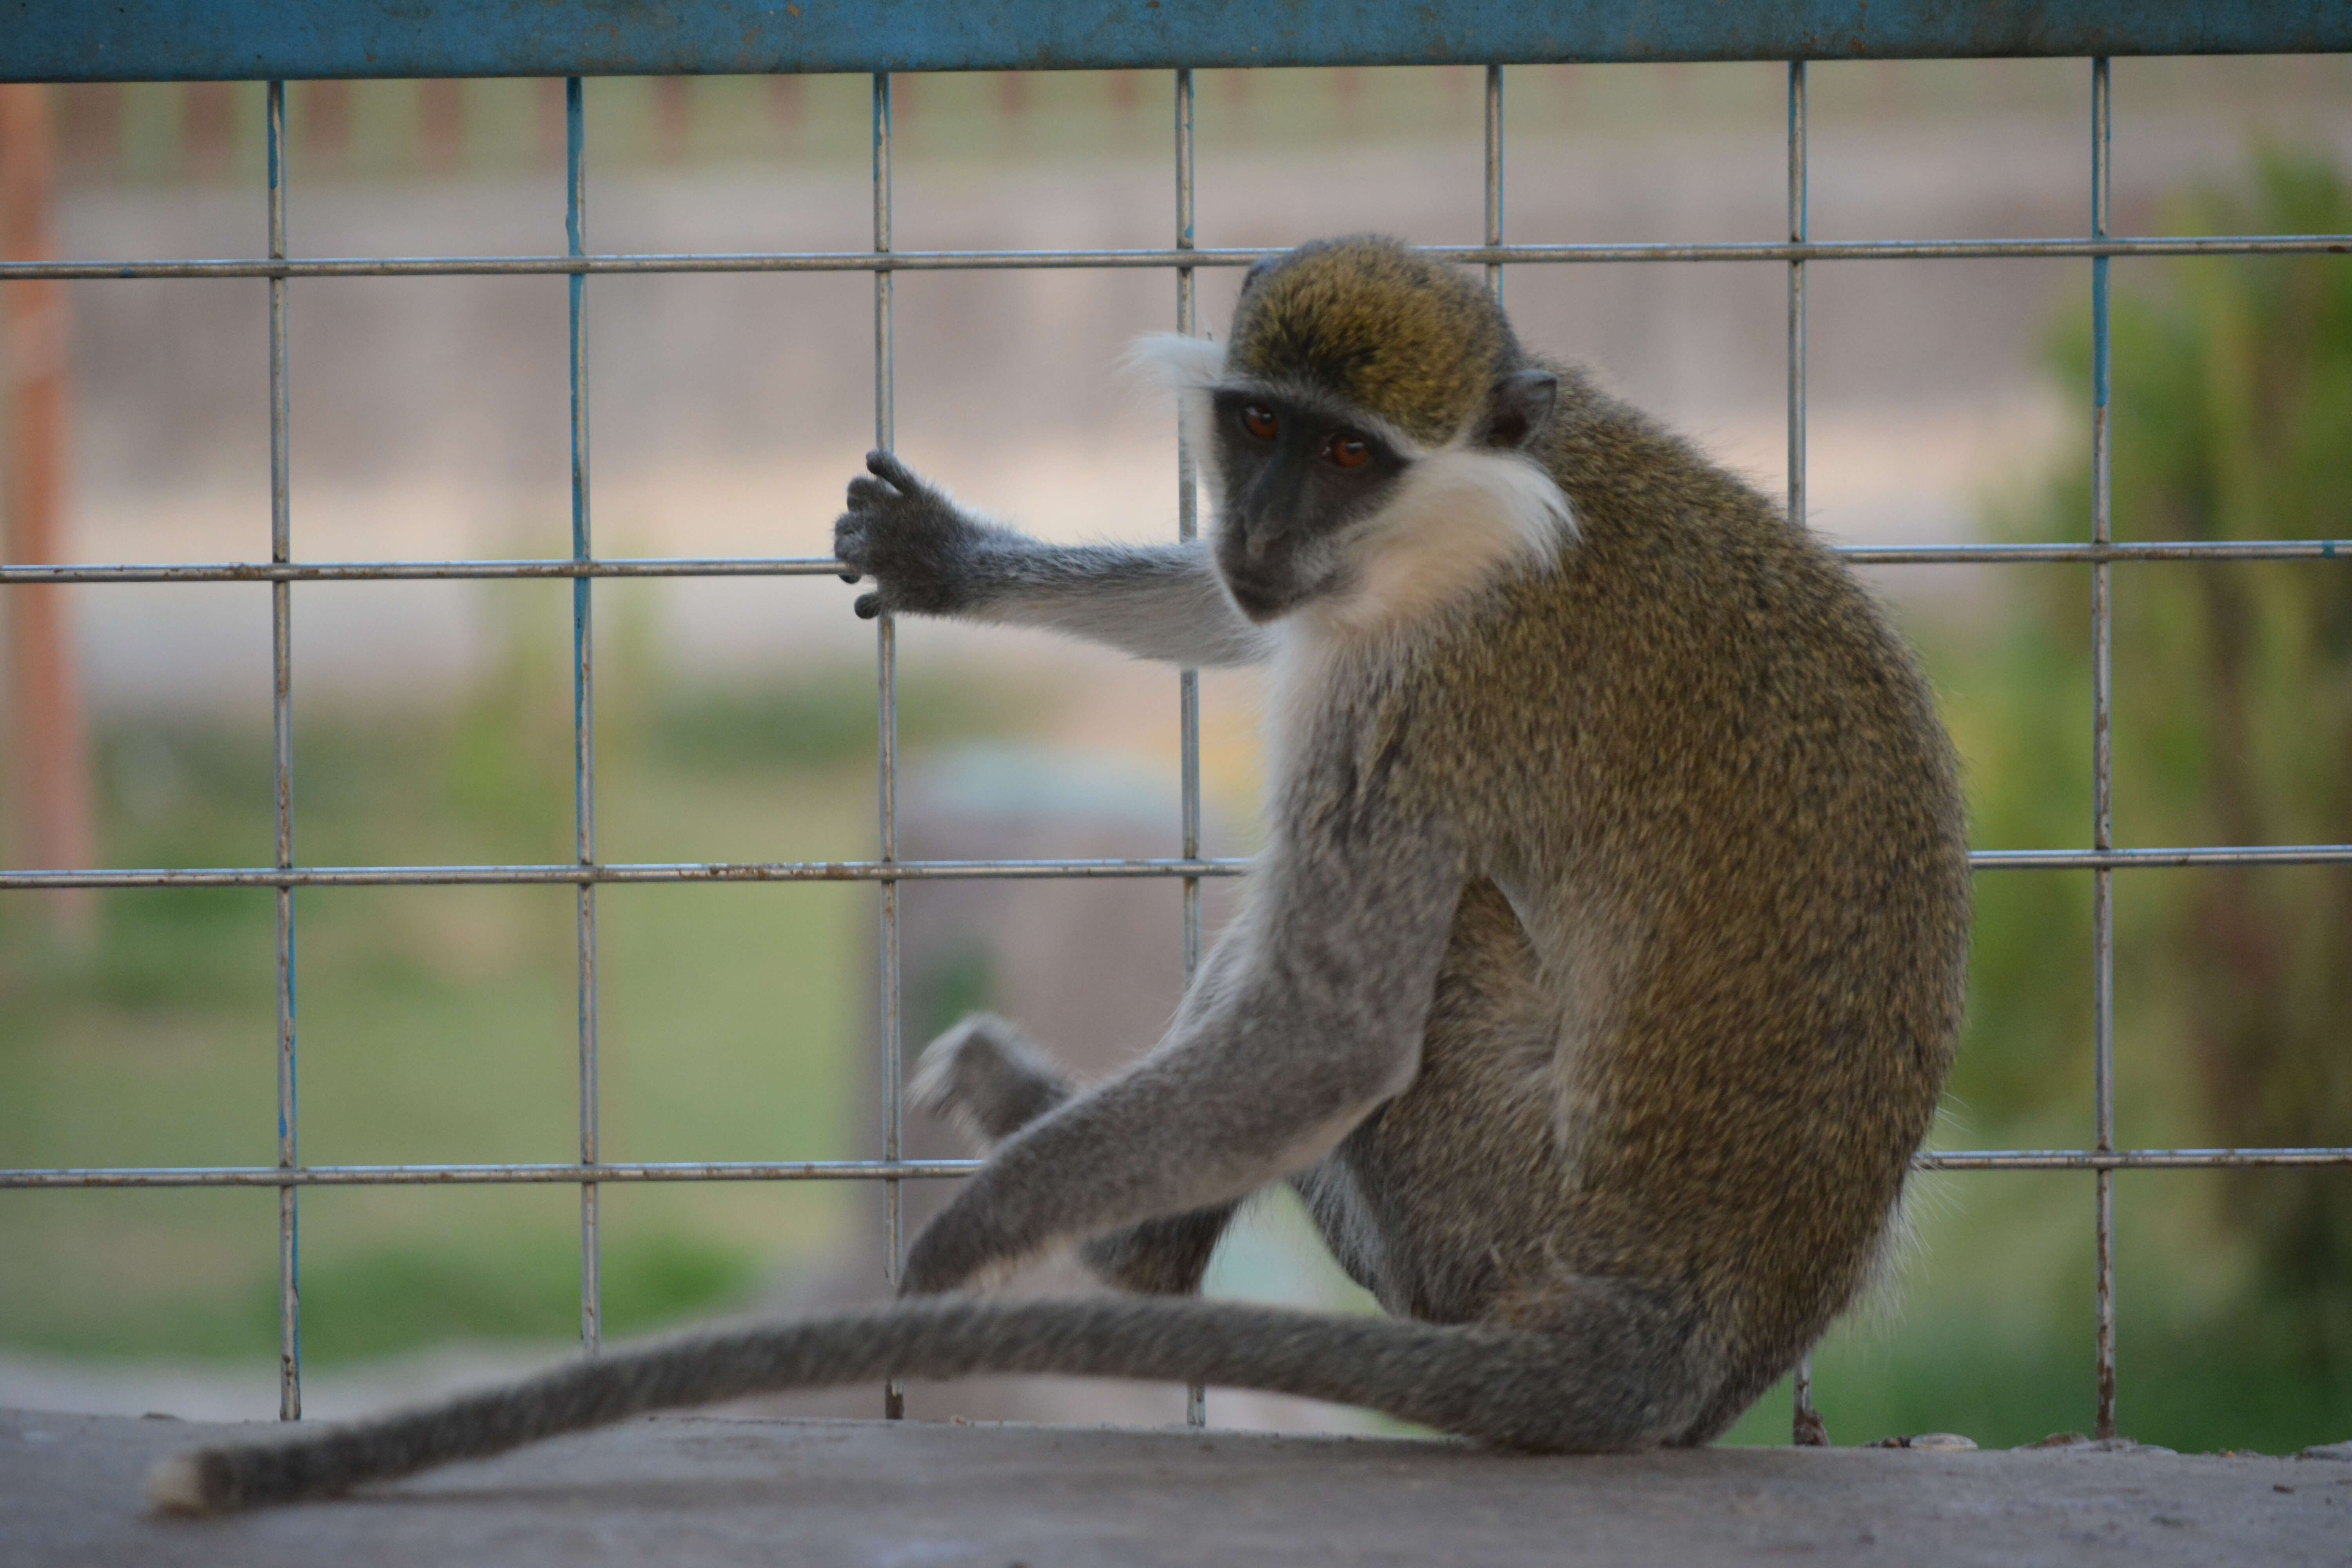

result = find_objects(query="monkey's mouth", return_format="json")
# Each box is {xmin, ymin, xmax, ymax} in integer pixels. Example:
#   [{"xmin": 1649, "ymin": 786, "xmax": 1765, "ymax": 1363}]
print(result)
[{"xmin": 1219, "ymin": 568, "xmax": 1309, "ymax": 622}]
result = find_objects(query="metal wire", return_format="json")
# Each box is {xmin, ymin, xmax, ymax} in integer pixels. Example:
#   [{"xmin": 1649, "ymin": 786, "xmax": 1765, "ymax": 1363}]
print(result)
[
  {"xmin": 3, "ymin": 538, "xmax": 2341, "ymax": 586},
  {"xmin": 568, "ymin": 75, "xmax": 603, "ymax": 1359},
  {"xmin": 1784, "ymin": 56, "xmax": 1824, "ymax": 1452},
  {"xmin": 5, "ymin": 234, "xmax": 2347, "ymax": 282},
  {"xmin": 265, "ymin": 76, "xmax": 299, "ymax": 1425},
  {"xmin": 1174, "ymin": 66, "xmax": 1207, "ymax": 1432},
  {"xmin": 2088, "ymin": 55, "xmax": 2119, "ymax": 1445},
  {"xmin": 1484, "ymin": 65, "xmax": 1504, "ymax": 301},
  {"xmin": 8, "ymin": 1145, "xmax": 2346, "ymax": 1192},
  {"xmin": 0, "ymin": 61, "xmax": 2345, "ymax": 1450},
  {"xmin": 3, "ymin": 843, "xmax": 2349, "ymax": 893},
  {"xmin": 872, "ymin": 67, "xmax": 906, "ymax": 1424}
]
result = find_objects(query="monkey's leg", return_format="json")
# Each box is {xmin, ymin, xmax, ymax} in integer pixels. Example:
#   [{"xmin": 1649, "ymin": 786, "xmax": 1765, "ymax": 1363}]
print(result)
[
  {"xmin": 913, "ymin": 1014, "xmax": 1241, "ymax": 1296},
  {"xmin": 895, "ymin": 803, "xmax": 1465, "ymax": 1298},
  {"xmin": 1076, "ymin": 1205, "xmax": 1236, "ymax": 1296}
]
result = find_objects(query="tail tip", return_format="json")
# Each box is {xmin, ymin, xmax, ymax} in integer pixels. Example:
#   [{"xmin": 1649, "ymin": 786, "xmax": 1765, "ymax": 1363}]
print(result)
[{"xmin": 144, "ymin": 1452, "xmax": 223, "ymax": 1516}]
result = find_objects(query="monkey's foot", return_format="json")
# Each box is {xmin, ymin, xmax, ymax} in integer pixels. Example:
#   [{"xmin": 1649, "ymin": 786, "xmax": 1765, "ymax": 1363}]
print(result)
[{"xmin": 909, "ymin": 1014, "xmax": 1073, "ymax": 1147}]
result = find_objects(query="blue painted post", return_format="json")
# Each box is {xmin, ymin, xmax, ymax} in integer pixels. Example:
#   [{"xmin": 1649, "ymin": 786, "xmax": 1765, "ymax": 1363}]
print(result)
[{"xmin": 10, "ymin": 2, "xmax": 2348, "ymax": 82}]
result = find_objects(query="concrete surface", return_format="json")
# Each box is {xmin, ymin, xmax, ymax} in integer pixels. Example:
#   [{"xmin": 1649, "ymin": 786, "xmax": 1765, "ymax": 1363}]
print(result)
[{"xmin": 5, "ymin": 1406, "xmax": 2350, "ymax": 1568}]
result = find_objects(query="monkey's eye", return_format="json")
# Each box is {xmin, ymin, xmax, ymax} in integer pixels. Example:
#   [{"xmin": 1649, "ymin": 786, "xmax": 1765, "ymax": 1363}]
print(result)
[
  {"xmin": 1240, "ymin": 405, "xmax": 1279, "ymax": 441},
  {"xmin": 1327, "ymin": 434, "xmax": 1372, "ymax": 470}
]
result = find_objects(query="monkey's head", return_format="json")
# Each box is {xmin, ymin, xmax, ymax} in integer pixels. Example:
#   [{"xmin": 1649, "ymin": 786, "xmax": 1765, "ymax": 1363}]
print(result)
[{"xmin": 1147, "ymin": 236, "xmax": 1568, "ymax": 628}]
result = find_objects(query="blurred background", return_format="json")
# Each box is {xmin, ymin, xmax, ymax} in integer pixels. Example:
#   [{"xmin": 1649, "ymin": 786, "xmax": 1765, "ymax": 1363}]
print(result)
[{"xmin": 0, "ymin": 57, "xmax": 2348, "ymax": 1451}]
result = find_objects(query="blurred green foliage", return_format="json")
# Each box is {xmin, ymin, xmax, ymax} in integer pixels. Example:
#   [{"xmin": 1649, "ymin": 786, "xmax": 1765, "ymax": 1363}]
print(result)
[
  {"xmin": 1719, "ymin": 152, "xmax": 2352, "ymax": 1455},
  {"xmin": 0, "ymin": 627, "xmax": 1007, "ymax": 1368},
  {"xmin": 1962, "ymin": 149, "xmax": 2352, "ymax": 1369}
]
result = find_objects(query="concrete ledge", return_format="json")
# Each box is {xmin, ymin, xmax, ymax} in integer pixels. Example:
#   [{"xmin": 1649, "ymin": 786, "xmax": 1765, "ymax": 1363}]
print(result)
[{"xmin": 5, "ymin": 1405, "xmax": 2348, "ymax": 1567}]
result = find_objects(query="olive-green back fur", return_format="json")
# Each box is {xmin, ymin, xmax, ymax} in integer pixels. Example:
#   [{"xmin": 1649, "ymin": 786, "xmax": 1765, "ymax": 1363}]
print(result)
[{"xmin": 1344, "ymin": 363, "xmax": 1970, "ymax": 1428}]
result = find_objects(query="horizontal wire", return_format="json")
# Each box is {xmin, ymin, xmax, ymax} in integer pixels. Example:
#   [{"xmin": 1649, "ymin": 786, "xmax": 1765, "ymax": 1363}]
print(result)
[
  {"xmin": 6, "ymin": 1146, "xmax": 2346, "ymax": 1190},
  {"xmin": 4, "ymin": 845, "xmax": 2349, "ymax": 891},
  {"xmin": 4, "ymin": 540, "xmax": 2344, "ymax": 586},
  {"xmin": 0, "ymin": 1160, "xmax": 982, "ymax": 1189},
  {"xmin": 3, "ymin": 234, "xmax": 2348, "ymax": 284},
  {"xmin": 0, "ymin": 557, "xmax": 844, "ymax": 584},
  {"xmin": 1968, "ymin": 845, "xmax": 2352, "ymax": 870},
  {"xmin": 0, "ymin": 857, "xmax": 1252, "ymax": 889},
  {"xmin": 1836, "ymin": 540, "xmax": 2347, "ymax": 565},
  {"xmin": 1918, "ymin": 1148, "xmax": 2352, "ymax": 1171}
]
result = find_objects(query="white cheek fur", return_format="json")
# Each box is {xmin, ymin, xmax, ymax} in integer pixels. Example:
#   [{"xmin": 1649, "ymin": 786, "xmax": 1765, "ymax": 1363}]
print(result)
[
  {"xmin": 1314, "ymin": 446, "xmax": 1575, "ymax": 639},
  {"xmin": 1125, "ymin": 330, "xmax": 1233, "ymax": 523}
]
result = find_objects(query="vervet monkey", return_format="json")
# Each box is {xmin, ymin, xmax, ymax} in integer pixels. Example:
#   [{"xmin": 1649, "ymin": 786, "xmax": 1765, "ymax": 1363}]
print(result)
[{"xmin": 150, "ymin": 236, "xmax": 1969, "ymax": 1514}]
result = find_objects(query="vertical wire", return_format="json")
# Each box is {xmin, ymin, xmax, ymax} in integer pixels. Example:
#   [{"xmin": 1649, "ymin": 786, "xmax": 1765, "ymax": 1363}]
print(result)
[
  {"xmin": 566, "ymin": 76, "xmax": 602, "ymax": 1356},
  {"xmin": 873, "ymin": 69, "xmax": 906, "ymax": 1423},
  {"xmin": 2089, "ymin": 54, "xmax": 2118, "ymax": 1443},
  {"xmin": 1483, "ymin": 65, "xmax": 1503, "ymax": 299},
  {"xmin": 266, "ymin": 78, "xmax": 301, "ymax": 1424},
  {"xmin": 1174, "ymin": 66, "xmax": 1206, "ymax": 1431},
  {"xmin": 1785, "ymin": 58, "xmax": 1828, "ymax": 1450},
  {"xmin": 1785, "ymin": 62, "xmax": 1808, "ymax": 541}
]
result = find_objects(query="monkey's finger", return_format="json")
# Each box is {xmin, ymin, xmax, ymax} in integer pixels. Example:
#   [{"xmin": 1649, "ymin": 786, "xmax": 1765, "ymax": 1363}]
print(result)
[
  {"xmin": 845, "ymin": 475, "xmax": 902, "ymax": 510},
  {"xmin": 853, "ymin": 592, "xmax": 884, "ymax": 620},
  {"xmin": 831, "ymin": 519, "xmax": 869, "ymax": 581},
  {"xmin": 866, "ymin": 450, "xmax": 932, "ymax": 497}
]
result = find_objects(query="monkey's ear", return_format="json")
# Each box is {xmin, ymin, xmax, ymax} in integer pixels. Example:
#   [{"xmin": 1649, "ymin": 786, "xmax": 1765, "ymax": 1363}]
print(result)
[{"xmin": 1479, "ymin": 370, "xmax": 1558, "ymax": 451}]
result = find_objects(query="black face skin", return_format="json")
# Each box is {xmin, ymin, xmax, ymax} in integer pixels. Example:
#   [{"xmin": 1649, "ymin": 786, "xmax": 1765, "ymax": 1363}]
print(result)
[{"xmin": 1210, "ymin": 388, "xmax": 1410, "ymax": 621}]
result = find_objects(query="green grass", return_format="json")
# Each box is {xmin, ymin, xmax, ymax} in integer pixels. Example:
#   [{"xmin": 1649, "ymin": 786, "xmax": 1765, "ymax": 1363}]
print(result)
[
  {"xmin": 0, "ymin": 664, "xmax": 1010, "ymax": 1367},
  {"xmin": 1719, "ymin": 1166, "xmax": 2352, "ymax": 1454}
]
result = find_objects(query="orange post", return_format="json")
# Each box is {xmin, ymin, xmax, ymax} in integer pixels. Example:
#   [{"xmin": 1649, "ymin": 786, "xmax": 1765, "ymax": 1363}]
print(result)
[{"xmin": 0, "ymin": 83, "xmax": 96, "ymax": 942}]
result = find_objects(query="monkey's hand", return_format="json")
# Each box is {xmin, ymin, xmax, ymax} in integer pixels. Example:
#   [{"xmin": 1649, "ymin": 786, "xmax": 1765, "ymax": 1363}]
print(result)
[
  {"xmin": 909, "ymin": 1014, "xmax": 1073, "ymax": 1149},
  {"xmin": 833, "ymin": 451, "xmax": 1009, "ymax": 621}
]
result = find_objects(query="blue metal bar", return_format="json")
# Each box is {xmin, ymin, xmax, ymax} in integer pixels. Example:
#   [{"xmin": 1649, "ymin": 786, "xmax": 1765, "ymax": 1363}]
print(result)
[
  {"xmin": 2088, "ymin": 54, "xmax": 2118, "ymax": 1445},
  {"xmin": 265, "ymin": 76, "xmax": 300, "ymax": 1426},
  {"xmin": 11, "ymin": 234, "xmax": 2348, "ymax": 285},
  {"xmin": 8, "ymin": 1, "xmax": 2348, "ymax": 82},
  {"xmin": 873, "ymin": 68, "xmax": 906, "ymax": 1425},
  {"xmin": 568, "ymin": 76, "xmax": 602, "ymax": 1357}
]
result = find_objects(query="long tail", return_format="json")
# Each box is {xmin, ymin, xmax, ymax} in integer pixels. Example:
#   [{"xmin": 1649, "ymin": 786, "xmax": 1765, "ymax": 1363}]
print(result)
[{"xmin": 146, "ymin": 1297, "xmax": 1650, "ymax": 1514}]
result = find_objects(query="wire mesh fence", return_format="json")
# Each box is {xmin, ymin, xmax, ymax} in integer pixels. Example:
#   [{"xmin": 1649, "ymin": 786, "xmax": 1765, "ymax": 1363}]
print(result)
[{"xmin": 3, "ymin": 29, "xmax": 2350, "ymax": 1450}]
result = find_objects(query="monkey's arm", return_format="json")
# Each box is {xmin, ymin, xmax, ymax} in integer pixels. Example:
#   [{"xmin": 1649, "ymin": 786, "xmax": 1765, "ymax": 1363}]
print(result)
[
  {"xmin": 834, "ymin": 451, "xmax": 1272, "ymax": 667},
  {"xmin": 899, "ymin": 779, "xmax": 1465, "ymax": 1295}
]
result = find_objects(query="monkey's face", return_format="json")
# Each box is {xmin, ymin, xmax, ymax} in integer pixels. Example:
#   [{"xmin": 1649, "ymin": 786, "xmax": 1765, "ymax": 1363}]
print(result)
[{"xmin": 1209, "ymin": 387, "xmax": 1410, "ymax": 622}]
